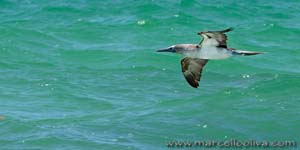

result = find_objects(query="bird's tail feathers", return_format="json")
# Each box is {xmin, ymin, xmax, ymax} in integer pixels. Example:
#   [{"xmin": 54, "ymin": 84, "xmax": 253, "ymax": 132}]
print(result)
[{"xmin": 232, "ymin": 50, "xmax": 263, "ymax": 56}]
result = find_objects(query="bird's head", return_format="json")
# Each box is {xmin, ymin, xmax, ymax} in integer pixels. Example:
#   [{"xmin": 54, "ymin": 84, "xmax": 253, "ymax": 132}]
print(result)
[{"xmin": 156, "ymin": 45, "xmax": 191, "ymax": 54}]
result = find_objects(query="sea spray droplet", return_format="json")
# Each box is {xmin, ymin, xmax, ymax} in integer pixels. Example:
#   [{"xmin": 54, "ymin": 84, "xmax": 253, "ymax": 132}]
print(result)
[
  {"xmin": 40, "ymin": 83, "xmax": 50, "ymax": 87},
  {"xmin": 137, "ymin": 20, "xmax": 146, "ymax": 25},
  {"xmin": 224, "ymin": 91, "xmax": 231, "ymax": 95},
  {"xmin": 111, "ymin": 139, "xmax": 118, "ymax": 142},
  {"xmin": 242, "ymin": 74, "xmax": 250, "ymax": 79}
]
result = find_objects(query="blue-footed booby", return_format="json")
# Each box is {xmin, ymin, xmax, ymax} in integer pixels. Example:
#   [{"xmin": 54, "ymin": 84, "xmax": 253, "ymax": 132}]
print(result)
[{"xmin": 156, "ymin": 28, "xmax": 262, "ymax": 88}]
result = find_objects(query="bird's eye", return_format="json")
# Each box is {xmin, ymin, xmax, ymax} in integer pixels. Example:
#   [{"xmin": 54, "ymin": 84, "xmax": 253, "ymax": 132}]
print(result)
[{"xmin": 207, "ymin": 35, "xmax": 212, "ymax": 39}]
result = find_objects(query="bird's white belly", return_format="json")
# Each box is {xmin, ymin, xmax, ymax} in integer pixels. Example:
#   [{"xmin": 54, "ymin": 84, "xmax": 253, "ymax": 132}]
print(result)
[{"xmin": 195, "ymin": 46, "xmax": 232, "ymax": 59}]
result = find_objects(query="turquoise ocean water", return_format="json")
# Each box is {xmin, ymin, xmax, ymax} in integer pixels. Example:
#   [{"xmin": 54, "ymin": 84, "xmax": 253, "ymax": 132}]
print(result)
[{"xmin": 1, "ymin": 0, "xmax": 300, "ymax": 149}]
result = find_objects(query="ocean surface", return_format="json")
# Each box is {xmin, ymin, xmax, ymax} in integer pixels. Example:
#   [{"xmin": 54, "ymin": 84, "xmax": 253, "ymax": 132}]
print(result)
[{"xmin": 0, "ymin": 0, "xmax": 300, "ymax": 149}]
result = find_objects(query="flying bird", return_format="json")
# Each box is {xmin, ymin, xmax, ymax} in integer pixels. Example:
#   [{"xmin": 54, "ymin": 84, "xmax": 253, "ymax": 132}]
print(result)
[{"xmin": 156, "ymin": 28, "xmax": 262, "ymax": 88}]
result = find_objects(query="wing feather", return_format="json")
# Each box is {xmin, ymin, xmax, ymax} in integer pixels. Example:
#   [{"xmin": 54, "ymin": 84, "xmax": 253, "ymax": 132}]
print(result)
[
  {"xmin": 198, "ymin": 28, "xmax": 233, "ymax": 48},
  {"xmin": 181, "ymin": 57, "xmax": 208, "ymax": 88}
]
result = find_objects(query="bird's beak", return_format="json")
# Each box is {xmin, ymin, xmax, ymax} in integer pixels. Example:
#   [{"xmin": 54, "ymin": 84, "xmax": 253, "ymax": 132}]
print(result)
[
  {"xmin": 197, "ymin": 32, "xmax": 203, "ymax": 35},
  {"xmin": 156, "ymin": 48, "xmax": 176, "ymax": 53}
]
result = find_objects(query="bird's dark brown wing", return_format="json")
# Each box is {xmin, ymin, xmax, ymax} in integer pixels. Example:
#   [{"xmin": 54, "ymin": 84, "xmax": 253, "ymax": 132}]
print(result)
[
  {"xmin": 198, "ymin": 28, "xmax": 233, "ymax": 48},
  {"xmin": 181, "ymin": 57, "xmax": 208, "ymax": 88}
]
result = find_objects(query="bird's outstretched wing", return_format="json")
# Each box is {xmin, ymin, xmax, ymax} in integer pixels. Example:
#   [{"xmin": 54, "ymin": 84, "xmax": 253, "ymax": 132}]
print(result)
[
  {"xmin": 198, "ymin": 28, "xmax": 233, "ymax": 48},
  {"xmin": 181, "ymin": 57, "xmax": 208, "ymax": 88}
]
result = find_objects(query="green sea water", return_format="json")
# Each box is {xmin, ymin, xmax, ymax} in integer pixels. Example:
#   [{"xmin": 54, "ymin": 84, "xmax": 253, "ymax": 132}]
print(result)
[{"xmin": 1, "ymin": 0, "xmax": 300, "ymax": 149}]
